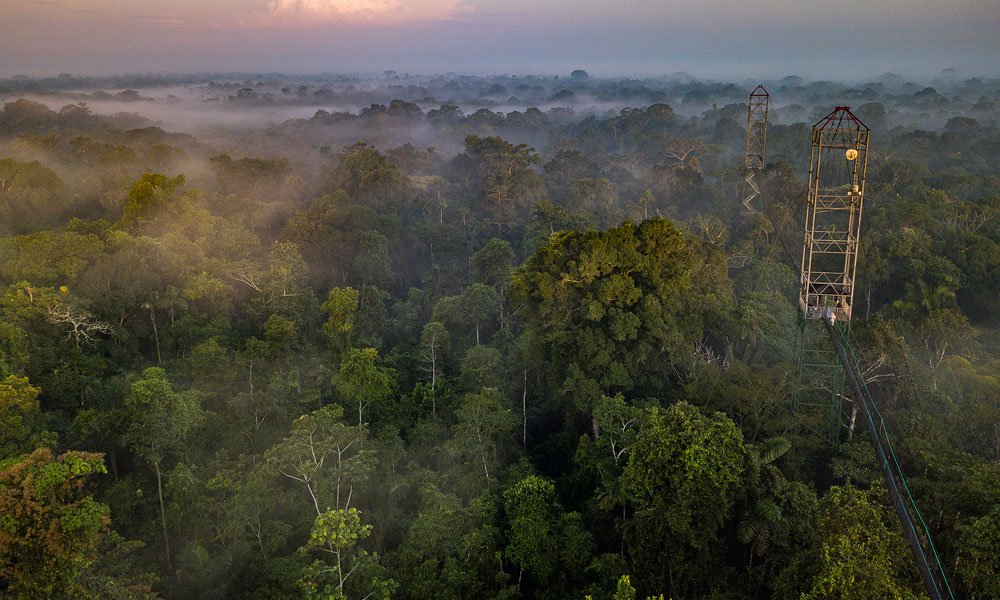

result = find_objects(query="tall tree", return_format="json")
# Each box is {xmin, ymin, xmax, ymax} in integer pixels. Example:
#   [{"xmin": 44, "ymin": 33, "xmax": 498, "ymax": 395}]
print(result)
[
  {"xmin": 122, "ymin": 367, "xmax": 203, "ymax": 572},
  {"xmin": 452, "ymin": 388, "xmax": 516, "ymax": 489},
  {"xmin": 264, "ymin": 403, "xmax": 374, "ymax": 515},
  {"xmin": 333, "ymin": 347, "xmax": 395, "ymax": 426},
  {"xmin": 513, "ymin": 219, "xmax": 715, "ymax": 415},
  {"xmin": 621, "ymin": 401, "xmax": 748, "ymax": 596}
]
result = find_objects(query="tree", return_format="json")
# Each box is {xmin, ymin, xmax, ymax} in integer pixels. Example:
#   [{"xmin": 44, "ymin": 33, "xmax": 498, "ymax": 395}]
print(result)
[
  {"xmin": 803, "ymin": 484, "xmax": 922, "ymax": 599},
  {"xmin": 328, "ymin": 142, "xmax": 411, "ymax": 208},
  {"xmin": 264, "ymin": 403, "xmax": 374, "ymax": 515},
  {"xmin": 503, "ymin": 475, "xmax": 559, "ymax": 582},
  {"xmin": 0, "ymin": 374, "xmax": 53, "ymax": 457},
  {"xmin": 297, "ymin": 507, "xmax": 394, "ymax": 600},
  {"xmin": 452, "ymin": 388, "xmax": 516, "ymax": 489},
  {"xmin": 209, "ymin": 154, "xmax": 291, "ymax": 198},
  {"xmin": 620, "ymin": 401, "xmax": 748, "ymax": 596},
  {"xmin": 460, "ymin": 284, "xmax": 500, "ymax": 347},
  {"xmin": 0, "ymin": 158, "xmax": 65, "ymax": 233},
  {"xmin": 566, "ymin": 177, "xmax": 621, "ymax": 228},
  {"xmin": 471, "ymin": 238, "xmax": 515, "ymax": 291},
  {"xmin": 353, "ymin": 230, "xmax": 394, "ymax": 289},
  {"xmin": 500, "ymin": 474, "xmax": 593, "ymax": 594},
  {"xmin": 0, "ymin": 448, "xmax": 109, "ymax": 599},
  {"xmin": 513, "ymin": 219, "xmax": 712, "ymax": 415},
  {"xmin": 122, "ymin": 367, "xmax": 203, "ymax": 571},
  {"xmin": 322, "ymin": 286, "xmax": 359, "ymax": 355},
  {"xmin": 459, "ymin": 345, "xmax": 503, "ymax": 392},
  {"xmin": 737, "ymin": 437, "xmax": 793, "ymax": 562},
  {"xmin": 464, "ymin": 135, "xmax": 546, "ymax": 230},
  {"xmin": 333, "ymin": 347, "xmax": 395, "ymax": 426},
  {"xmin": 956, "ymin": 506, "xmax": 1000, "ymax": 598},
  {"xmin": 119, "ymin": 173, "xmax": 185, "ymax": 227},
  {"xmin": 396, "ymin": 486, "xmax": 512, "ymax": 599},
  {"xmin": 419, "ymin": 321, "xmax": 450, "ymax": 414}
]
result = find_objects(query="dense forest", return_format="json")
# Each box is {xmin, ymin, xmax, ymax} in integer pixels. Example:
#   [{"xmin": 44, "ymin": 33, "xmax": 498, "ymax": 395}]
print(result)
[{"xmin": 0, "ymin": 70, "xmax": 998, "ymax": 599}]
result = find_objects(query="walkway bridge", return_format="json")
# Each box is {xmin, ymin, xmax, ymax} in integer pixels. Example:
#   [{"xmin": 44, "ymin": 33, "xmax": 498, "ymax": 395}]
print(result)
[{"xmin": 825, "ymin": 319, "xmax": 955, "ymax": 600}]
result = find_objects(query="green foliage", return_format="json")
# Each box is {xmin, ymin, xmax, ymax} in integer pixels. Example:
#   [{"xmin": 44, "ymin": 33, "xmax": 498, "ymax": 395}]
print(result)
[
  {"xmin": 333, "ymin": 347, "xmax": 396, "ymax": 425},
  {"xmin": 298, "ymin": 507, "xmax": 395, "ymax": 600},
  {"xmin": 353, "ymin": 230, "xmax": 394, "ymax": 288},
  {"xmin": 803, "ymin": 484, "xmax": 922, "ymax": 599},
  {"xmin": 1, "ymin": 74, "xmax": 998, "ymax": 600},
  {"xmin": 264, "ymin": 403, "xmax": 374, "ymax": 513},
  {"xmin": 611, "ymin": 575, "xmax": 636, "ymax": 600},
  {"xmin": 956, "ymin": 507, "xmax": 1000, "ymax": 598},
  {"xmin": 453, "ymin": 388, "xmax": 516, "ymax": 489},
  {"xmin": 123, "ymin": 367, "xmax": 203, "ymax": 466},
  {"xmin": 502, "ymin": 474, "xmax": 596, "ymax": 593},
  {"xmin": 503, "ymin": 475, "xmax": 559, "ymax": 579},
  {"xmin": 0, "ymin": 374, "xmax": 54, "ymax": 457},
  {"xmin": 471, "ymin": 238, "xmax": 515, "ymax": 289},
  {"xmin": 621, "ymin": 401, "xmax": 747, "ymax": 595},
  {"xmin": 465, "ymin": 135, "xmax": 546, "ymax": 227},
  {"xmin": 209, "ymin": 154, "xmax": 291, "ymax": 197},
  {"xmin": 120, "ymin": 173, "xmax": 185, "ymax": 227},
  {"xmin": 322, "ymin": 286, "xmax": 359, "ymax": 349},
  {"xmin": 0, "ymin": 448, "xmax": 109, "ymax": 599},
  {"xmin": 514, "ymin": 219, "xmax": 709, "ymax": 414},
  {"xmin": 0, "ymin": 157, "xmax": 65, "ymax": 233},
  {"xmin": 329, "ymin": 142, "xmax": 411, "ymax": 207}
]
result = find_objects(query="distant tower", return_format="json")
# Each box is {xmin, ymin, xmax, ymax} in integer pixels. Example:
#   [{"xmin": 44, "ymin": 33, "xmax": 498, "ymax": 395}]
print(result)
[
  {"xmin": 793, "ymin": 106, "xmax": 870, "ymax": 446},
  {"xmin": 742, "ymin": 86, "xmax": 769, "ymax": 212}
]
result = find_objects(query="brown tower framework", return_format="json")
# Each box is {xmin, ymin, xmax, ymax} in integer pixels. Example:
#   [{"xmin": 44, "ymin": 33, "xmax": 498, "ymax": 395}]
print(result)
[
  {"xmin": 798, "ymin": 106, "xmax": 870, "ymax": 321},
  {"xmin": 742, "ymin": 85, "xmax": 769, "ymax": 212}
]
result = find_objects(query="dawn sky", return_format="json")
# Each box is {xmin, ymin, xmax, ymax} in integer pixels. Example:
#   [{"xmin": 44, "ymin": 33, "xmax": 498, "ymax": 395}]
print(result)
[{"xmin": 3, "ymin": 0, "xmax": 999, "ymax": 79}]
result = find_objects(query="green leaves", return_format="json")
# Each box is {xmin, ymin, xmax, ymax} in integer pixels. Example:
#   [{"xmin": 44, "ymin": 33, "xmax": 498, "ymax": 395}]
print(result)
[
  {"xmin": 452, "ymin": 388, "xmax": 516, "ymax": 489},
  {"xmin": 120, "ymin": 172, "xmax": 185, "ymax": 227},
  {"xmin": 803, "ymin": 484, "xmax": 922, "ymax": 599},
  {"xmin": 620, "ymin": 401, "xmax": 748, "ymax": 595},
  {"xmin": 956, "ymin": 506, "xmax": 1000, "ymax": 597},
  {"xmin": 622, "ymin": 402, "xmax": 747, "ymax": 545},
  {"xmin": 322, "ymin": 287, "xmax": 359, "ymax": 338},
  {"xmin": 0, "ymin": 374, "xmax": 52, "ymax": 458},
  {"xmin": 265, "ymin": 403, "xmax": 374, "ymax": 513},
  {"xmin": 298, "ymin": 506, "xmax": 394, "ymax": 600},
  {"xmin": 503, "ymin": 475, "xmax": 559, "ymax": 579},
  {"xmin": 333, "ymin": 347, "xmax": 396, "ymax": 426},
  {"xmin": 514, "ymin": 219, "xmax": 702, "ymax": 414},
  {"xmin": 123, "ymin": 367, "xmax": 203, "ymax": 466},
  {"xmin": 0, "ymin": 448, "xmax": 109, "ymax": 599},
  {"xmin": 306, "ymin": 507, "xmax": 371, "ymax": 552}
]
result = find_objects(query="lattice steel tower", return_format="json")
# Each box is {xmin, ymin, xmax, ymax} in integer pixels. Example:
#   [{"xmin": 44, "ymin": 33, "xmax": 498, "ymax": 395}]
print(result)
[
  {"xmin": 742, "ymin": 85, "xmax": 769, "ymax": 212},
  {"xmin": 793, "ymin": 106, "xmax": 870, "ymax": 446},
  {"xmin": 799, "ymin": 106, "xmax": 870, "ymax": 321}
]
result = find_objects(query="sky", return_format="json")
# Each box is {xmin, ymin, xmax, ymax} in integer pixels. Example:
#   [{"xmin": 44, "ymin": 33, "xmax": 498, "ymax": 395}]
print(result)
[{"xmin": 3, "ymin": 0, "xmax": 999, "ymax": 80}]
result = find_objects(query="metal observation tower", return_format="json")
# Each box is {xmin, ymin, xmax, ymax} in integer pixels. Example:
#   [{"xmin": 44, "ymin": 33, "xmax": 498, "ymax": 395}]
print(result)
[
  {"xmin": 742, "ymin": 86, "xmax": 769, "ymax": 213},
  {"xmin": 791, "ymin": 107, "xmax": 954, "ymax": 600},
  {"xmin": 793, "ymin": 106, "xmax": 870, "ymax": 447}
]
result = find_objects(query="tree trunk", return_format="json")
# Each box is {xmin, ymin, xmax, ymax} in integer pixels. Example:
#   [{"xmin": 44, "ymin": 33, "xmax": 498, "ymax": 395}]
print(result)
[
  {"xmin": 148, "ymin": 305, "xmax": 161, "ymax": 365},
  {"xmin": 431, "ymin": 346, "xmax": 438, "ymax": 421},
  {"xmin": 846, "ymin": 401, "xmax": 858, "ymax": 442},
  {"xmin": 476, "ymin": 426, "xmax": 491, "ymax": 487},
  {"xmin": 522, "ymin": 369, "xmax": 527, "ymax": 449},
  {"xmin": 154, "ymin": 461, "xmax": 173, "ymax": 572}
]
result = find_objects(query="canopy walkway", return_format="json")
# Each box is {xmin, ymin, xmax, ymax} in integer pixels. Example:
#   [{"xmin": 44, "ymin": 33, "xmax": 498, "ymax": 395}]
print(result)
[{"xmin": 824, "ymin": 319, "xmax": 956, "ymax": 600}]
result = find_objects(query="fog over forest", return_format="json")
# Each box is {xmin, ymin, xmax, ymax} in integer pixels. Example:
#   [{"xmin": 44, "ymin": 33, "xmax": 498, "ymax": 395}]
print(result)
[{"xmin": 1, "ymin": 68, "xmax": 999, "ymax": 600}]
